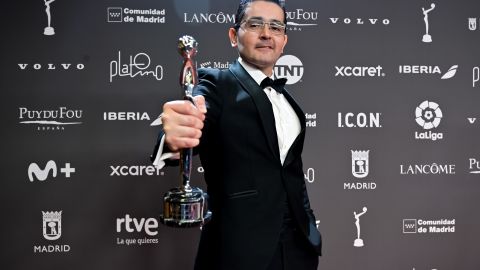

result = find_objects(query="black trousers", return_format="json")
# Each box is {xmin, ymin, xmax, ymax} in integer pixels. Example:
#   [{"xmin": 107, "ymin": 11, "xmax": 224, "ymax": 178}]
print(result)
[{"xmin": 266, "ymin": 221, "xmax": 319, "ymax": 270}]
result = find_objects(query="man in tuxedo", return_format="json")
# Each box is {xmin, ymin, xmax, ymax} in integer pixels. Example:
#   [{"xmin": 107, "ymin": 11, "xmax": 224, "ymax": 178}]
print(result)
[{"xmin": 151, "ymin": 1, "xmax": 322, "ymax": 269}]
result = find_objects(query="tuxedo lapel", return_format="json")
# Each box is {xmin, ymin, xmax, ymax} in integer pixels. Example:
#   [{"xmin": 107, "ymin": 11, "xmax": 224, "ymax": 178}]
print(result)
[
  {"xmin": 282, "ymin": 89, "xmax": 306, "ymax": 167},
  {"xmin": 228, "ymin": 61, "xmax": 280, "ymax": 161}
]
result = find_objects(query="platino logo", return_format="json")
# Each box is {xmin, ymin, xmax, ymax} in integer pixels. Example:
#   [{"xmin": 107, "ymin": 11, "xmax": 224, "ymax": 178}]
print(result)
[
  {"xmin": 335, "ymin": 65, "xmax": 385, "ymax": 77},
  {"xmin": 43, "ymin": 0, "xmax": 56, "ymax": 35},
  {"xmin": 403, "ymin": 218, "xmax": 455, "ymax": 233},
  {"xmin": 414, "ymin": 100, "xmax": 443, "ymax": 141},
  {"xmin": 274, "ymin": 55, "xmax": 303, "ymax": 85},
  {"xmin": 421, "ymin": 3, "xmax": 436, "ymax": 43},
  {"xmin": 103, "ymin": 112, "xmax": 150, "ymax": 121},
  {"xmin": 107, "ymin": 7, "xmax": 165, "ymax": 23},
  {"xmin": 28, "ymin": 161, "xmax": 75, "ymax": 181},
  {"xmin": 109, "ymin": 51, "xmax": 164, "ymax": 82},
  {"xmin": 353, "ymin": 207, "xmax": 367, "ymax": 247},
  {"xmin": 304, "ymin": 167, "xmax": 315, "ymax": 183},
  {"xmin": 338, "ymin": 112, "xmax": 382, "ymax": 128},
  {"xmin": 473, "ymin": 67, "xmax": 479, "ymax": 87}
]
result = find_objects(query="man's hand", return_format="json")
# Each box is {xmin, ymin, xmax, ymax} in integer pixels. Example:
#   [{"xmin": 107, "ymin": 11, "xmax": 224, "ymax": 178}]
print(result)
[{"xmin": 162, "ymin": 95, "xmax": 207, "ymax": 152}]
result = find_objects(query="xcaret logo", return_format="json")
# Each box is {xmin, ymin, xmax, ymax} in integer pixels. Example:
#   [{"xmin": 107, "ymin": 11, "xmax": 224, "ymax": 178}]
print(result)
[
  {"xmin": 335, "ymin": 65, "xmax": 385, "ymax": 77},
  {"xmin": 28, "ymin": 161, "xmax": 75, "ymax": 182},
  {"xmin": 274, "ymin": 55, "xmax": 303, "ymax": 85},
  {"xmin": 110, "ymin": 165, "xmax": 163, "ymax": 176}
]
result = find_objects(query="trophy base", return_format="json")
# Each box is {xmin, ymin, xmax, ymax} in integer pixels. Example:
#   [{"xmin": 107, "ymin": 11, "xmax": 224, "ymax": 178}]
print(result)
[
  {"xmin": 354, "ymin": 238, "xmax": 364, "ymax": 247},
  {"xmin": 161, "ymin": 186, "xmax": 212, "ymax": 228},
  {"xmin": 44, "ymin": 27, "xmax": 55, "ymax": 36},
  {"xmin": 422, "ymin": 34, "xmax": 432, "ymax": 43}
]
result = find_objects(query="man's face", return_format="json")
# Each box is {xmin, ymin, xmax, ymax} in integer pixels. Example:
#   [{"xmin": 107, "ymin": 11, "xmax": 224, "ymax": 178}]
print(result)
[{"xmin": 229, "ymin": 1, "xmax": 288, "ymax": 76}]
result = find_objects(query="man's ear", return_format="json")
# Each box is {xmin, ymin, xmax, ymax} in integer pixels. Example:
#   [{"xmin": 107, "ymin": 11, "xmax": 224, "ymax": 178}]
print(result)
[
  {"xmin": 228, "ymin": 28, "xmax": 238, "ymax": 47},
  {"xmin": 280, "ymin": 34, "xmax": 288, "ymax": 54}
]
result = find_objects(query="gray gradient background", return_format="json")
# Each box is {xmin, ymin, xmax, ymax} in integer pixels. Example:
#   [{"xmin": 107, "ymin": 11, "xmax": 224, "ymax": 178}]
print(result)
[{"xmin": 1, "ymin": 0, "xmax": 479, "ymax": 269}]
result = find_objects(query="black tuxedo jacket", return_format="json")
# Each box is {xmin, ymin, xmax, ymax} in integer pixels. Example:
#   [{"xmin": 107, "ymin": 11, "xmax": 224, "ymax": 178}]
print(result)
[{"xmin": 152, "ymin": 61, "xmax": 321, "ymax": 270}]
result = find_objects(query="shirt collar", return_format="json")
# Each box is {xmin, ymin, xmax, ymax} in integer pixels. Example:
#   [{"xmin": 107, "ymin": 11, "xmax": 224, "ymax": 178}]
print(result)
[{"xmin": 238, "ymin": 57, "xmax": 272, "ymax": 86}]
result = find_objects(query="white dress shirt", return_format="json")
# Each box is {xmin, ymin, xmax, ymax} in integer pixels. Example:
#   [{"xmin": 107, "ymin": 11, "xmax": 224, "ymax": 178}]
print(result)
[{"xmin": 152, "ymin": 57, "xmax": 301, "ymax": 168}]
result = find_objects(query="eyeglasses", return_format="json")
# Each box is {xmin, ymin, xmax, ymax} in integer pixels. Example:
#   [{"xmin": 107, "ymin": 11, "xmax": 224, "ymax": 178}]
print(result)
[{"xmin": 240, "ymin": 19, "xmax": 286, "ymax": 35}]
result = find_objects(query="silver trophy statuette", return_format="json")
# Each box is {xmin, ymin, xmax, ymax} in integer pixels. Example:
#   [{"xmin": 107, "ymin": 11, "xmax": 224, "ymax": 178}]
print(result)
[{"xmin": 160, "ymin": 35, "xmax": 212, "ymax": 228}]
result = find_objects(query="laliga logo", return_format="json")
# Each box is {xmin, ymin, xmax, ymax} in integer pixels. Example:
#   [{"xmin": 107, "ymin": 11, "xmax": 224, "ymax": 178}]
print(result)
[
  {"xmin": 414, "ymin": 100, "xmax": 443, "ymax": 141},
  {"xmin": 415, "ymin": 100, "xmax": 442, "ymax": 129},
  {"xmin": 274, "ymin": 55, "xmax": 303, "ymax": 85}
]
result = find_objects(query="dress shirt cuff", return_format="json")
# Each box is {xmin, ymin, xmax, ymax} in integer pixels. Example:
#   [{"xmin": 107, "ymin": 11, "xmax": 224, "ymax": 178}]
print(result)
[{"xmin": 152, "ymin": 135, "xmax": 180, "ymax": 169}]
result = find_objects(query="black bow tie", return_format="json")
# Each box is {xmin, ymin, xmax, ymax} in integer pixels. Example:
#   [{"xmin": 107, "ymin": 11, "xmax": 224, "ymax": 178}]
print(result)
[{"xmin": 260, "ymin": 77, "xmax": 287, "ymax": 94}]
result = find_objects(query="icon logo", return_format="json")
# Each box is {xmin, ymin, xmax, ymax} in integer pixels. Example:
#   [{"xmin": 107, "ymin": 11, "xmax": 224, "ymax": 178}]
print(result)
[
  {"xmin": 338, "ymin": 112, "xmax": 382, "ymax": 128},
  {"xmin": 415, "ymin": 100, "xmax": 442, "ymax": 129},
  {"xmin": 469, "ymin": 18, "xmax": 477, "ymax": 31},
  {"xmin": 42, "ymin": 211, "xmax": 62, "ymax": 240},
  {"xmin": 421, "ymin": 3, "xmax": 436, "ymax": 43},
  {"xmin": 28, "ymin": 161, "xmax": 75, "ymax": 182},
  {"xmin": 353, "ymin": 207, "xmax": 368, "ymax": 247},
  {"xmin": 274, "ymin": 55, "xmax": 303, "ymax": 85},
  {"xmin": 351, "ymin": 150, "xmax": 369, "ymax": 178},
  {"xmin": 43, "ymin": 0, "xmax": 56, "ymax": 35}
]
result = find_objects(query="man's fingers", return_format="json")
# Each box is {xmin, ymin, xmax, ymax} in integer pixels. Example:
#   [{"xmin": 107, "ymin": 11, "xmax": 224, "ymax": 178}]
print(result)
[{"xmin": 194, "ymin": 95, "xmax": 207, "ymax": 114}]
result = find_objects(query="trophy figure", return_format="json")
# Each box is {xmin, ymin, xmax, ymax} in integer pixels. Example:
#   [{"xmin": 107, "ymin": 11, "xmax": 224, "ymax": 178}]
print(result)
[
  {"xmin": 43, "ymin": 0, "xmax": 56, "ymax": 35},
  {"xmin": 160, "ymin": 35, "xmax": 212, "ymax": 228},
  {"xmin": 421, "ymin": 3, "xmax": 436, "ymax": 43},
  {"xmin": 353, "ymin": 207, "xmax": 367, "ymax": 247}
]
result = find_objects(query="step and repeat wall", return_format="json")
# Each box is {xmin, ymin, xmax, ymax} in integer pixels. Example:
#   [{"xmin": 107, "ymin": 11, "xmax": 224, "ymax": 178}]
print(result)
[{"xmin": 2, "ymin": 0, "xmax": 479, "ymax": 269}]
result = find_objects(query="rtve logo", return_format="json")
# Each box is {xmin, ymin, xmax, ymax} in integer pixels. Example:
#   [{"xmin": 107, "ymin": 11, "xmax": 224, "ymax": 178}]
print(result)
[{"xmin": 28, "ymin": 160, "xmax": 75, "ymax": 182}]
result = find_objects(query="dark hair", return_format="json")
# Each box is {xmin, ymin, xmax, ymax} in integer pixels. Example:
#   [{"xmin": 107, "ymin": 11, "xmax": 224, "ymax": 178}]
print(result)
[{"xmin": 234, "ymin": 0, "xmax": 287, "ymax": 31}]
